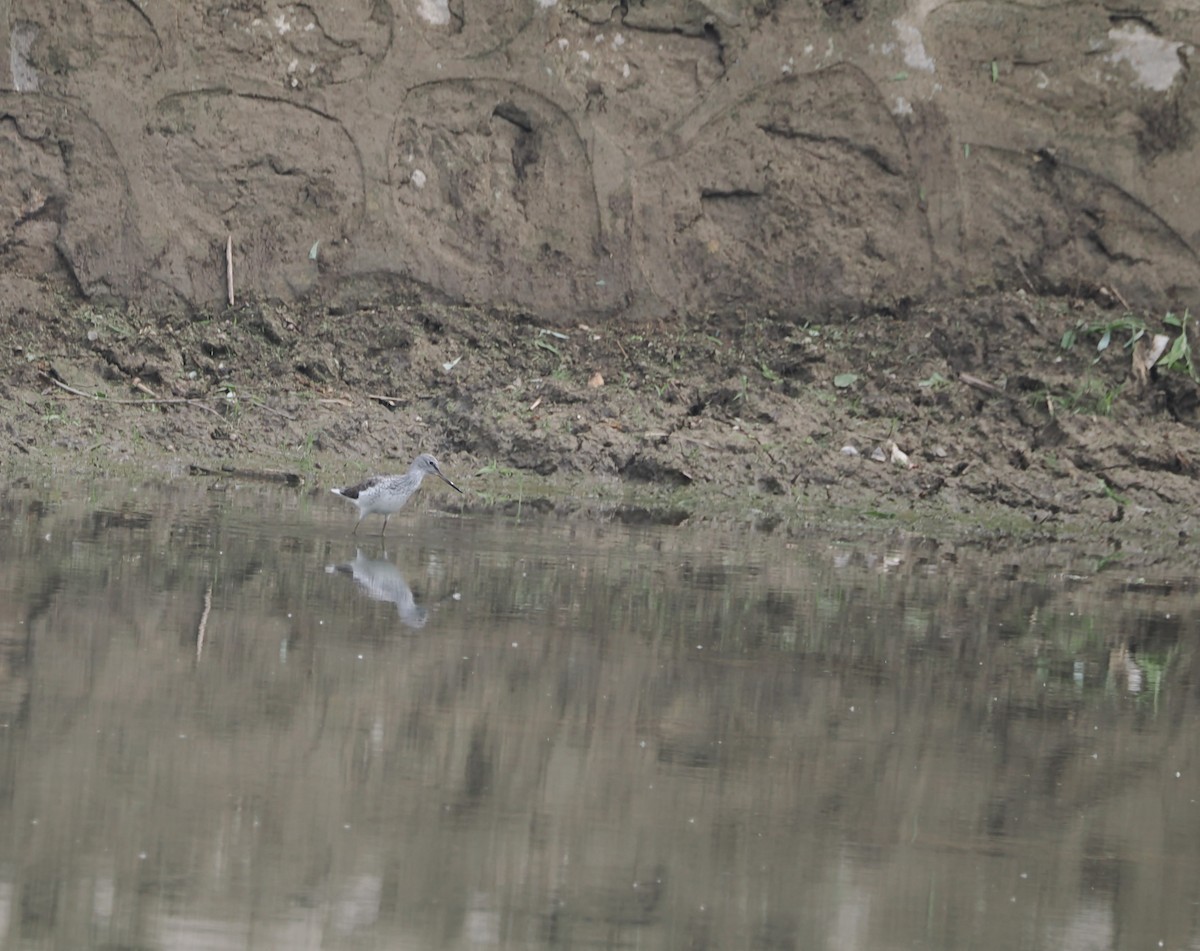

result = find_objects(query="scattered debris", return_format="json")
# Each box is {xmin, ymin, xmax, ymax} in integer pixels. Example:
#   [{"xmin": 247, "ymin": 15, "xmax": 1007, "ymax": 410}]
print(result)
[
  {"xmin": 888, "ymin": 441, "xmax": 912, "ymax": 468},
  {"xmin": 959, "ymin": 372, "xmax": 1007, "ymax": 398},
  {"xmin": 1132, "ymin": 333, "xmax": 1170, "ymax": 386}
]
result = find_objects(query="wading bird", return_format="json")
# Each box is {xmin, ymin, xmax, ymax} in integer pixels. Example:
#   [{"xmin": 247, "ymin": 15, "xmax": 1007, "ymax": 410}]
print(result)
[{"xmin": 331, "ymin": 453, "xmax": 463, "ymax": 534}]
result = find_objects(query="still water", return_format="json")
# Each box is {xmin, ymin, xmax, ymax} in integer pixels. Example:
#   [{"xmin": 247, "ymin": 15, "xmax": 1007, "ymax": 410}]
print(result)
[{"xmin": 0, "ymin": 476, "xmax": 1196, "ymax": 950}]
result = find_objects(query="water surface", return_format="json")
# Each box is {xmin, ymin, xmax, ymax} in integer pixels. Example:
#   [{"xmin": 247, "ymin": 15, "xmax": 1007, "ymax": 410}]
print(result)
[{"xmin": 0, "ymin": 476, "xmax": 1196, "ymax": 950}]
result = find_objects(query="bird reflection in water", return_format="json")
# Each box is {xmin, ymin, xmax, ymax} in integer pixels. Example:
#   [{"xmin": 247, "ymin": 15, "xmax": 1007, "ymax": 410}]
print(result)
[{"xmin": 325, "ymin": 550, "xmax": 445, "ymax": 629}]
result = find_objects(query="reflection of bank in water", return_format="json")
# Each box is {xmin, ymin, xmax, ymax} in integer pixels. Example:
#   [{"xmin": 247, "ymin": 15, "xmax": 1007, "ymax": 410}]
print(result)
[{"xmin": 325, "ymin": 551, "xmax": 438, "ymax": 629}]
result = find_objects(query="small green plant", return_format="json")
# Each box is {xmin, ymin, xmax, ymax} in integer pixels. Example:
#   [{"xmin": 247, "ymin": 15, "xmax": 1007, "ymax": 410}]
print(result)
[
  {"xmin": 1096, "ymin": 382, "xmax": 1123, "ymax": 415},
  {"xmin": 1061, "ymin": 377, "xmax": 1123, "ymax": 416},
  {"xmin": 1159, "ymin": 310, "xmax": 1196, "ymax": 379},
  {"xmin": 1097, "ymin": 478, "xmax": 1129, "ymax": 506},
  {"xmin": 1060, "ymin": 314, "xmax": 1146, "ymax": 355},
  {"xmin": 1061, "ymin": 310, "xmax": 1198, "ymax": 381},
  {"xmin": 296, "ymin": 431, "xmax": 320, "ymax": 473},
  {"xmin": 77, "ymin": 305, "xmax": 134, "ymax": 340},
  {"xmin": 1025, "ymin": 387, "xmax": 1051, "ymax": 411},
  {"xmin": 475, "ymin": 459, "xmax": 518, "ymax": 478},
  {"xmin": 1094, "ymin": 559, "xmax": 1124, "ymax": 584}
]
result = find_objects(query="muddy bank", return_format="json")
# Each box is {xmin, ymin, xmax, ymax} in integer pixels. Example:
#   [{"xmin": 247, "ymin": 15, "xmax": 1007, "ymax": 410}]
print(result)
[
  {"xmin": 4, "ymin": 281, "xmax": 1200, "ymax": 562},
  {"xmin": 2, "ymin": 3, "xmax": 1198, "ymax": 318}
]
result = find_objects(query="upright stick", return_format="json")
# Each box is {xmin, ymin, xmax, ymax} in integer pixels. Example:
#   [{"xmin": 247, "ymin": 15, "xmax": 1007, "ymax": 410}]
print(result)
[{"xmin": 226, "ymin": 233, "xmax": 234, "ymax": 306}]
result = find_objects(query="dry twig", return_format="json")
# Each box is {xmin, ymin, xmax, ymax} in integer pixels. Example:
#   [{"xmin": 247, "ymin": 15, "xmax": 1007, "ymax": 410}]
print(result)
[
  {"xmin": 958, "ymin": 372, "xmax": 1009, "ymax": 399},
  {"xmin": 42, "ymin": 373, "xmax": 225, "ymax": 419}
]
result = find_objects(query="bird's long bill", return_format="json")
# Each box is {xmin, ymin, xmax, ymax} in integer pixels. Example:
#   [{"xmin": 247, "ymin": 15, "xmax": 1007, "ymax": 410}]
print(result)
[{"xmin": 436, "ymin": 469, "xmax": 464, "ymax": 494}]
